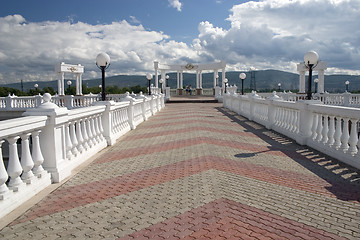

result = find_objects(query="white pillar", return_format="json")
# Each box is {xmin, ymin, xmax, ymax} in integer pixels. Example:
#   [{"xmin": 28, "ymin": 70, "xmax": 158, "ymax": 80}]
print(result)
[
  {"xmin": 154, "ymin": 61, "xmax": 159, "ymax": 88},
  {"xmin": 75, "ymin": 73, "xmax": 82, "ymax": 95},
  {"xmin": 180, "ymin": 71, "xmax": 183, "ymax": 88},
  {"xmin": 199, "ymin": 70, "xmax": 203, "ymax": 89},
  {"xmin": 222, "ymin": 68, "xmax": 226, "ymax": 90},
  {"xmin": 177, "ymin": 71, "xmax": 180, "ymax": 89},
  {"xmin": 58, "ymin": 72, "xmax": 65, "ymax": 95},
  {"xmin": 318, "ymin": 69, "xmax": 325, "ymax": 93},
  {"xmin": 213, "ymin": 70, "xmax": 218, "ymax": 88},
  {"xmin": 161, "ymin": 70, "xmax": 166, "ymax": 89},
  {"xmin": 196, "ymin": 70, "xmax": 199, "ymax": 89},
  {"xmin": 299, "ymin": 71, "xmax": 306, "ymax": 93}
]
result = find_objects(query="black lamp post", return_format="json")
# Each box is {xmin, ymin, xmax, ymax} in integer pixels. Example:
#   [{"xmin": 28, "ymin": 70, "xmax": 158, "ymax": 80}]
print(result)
[
  {"xmin": 67, "ymin": 80, "xmax": 72, "ymax": 94},
  {"xmin": 159, "ymin": 78, "xmax": 164, "ymax": 93},
  {"xmin": 304, "ymin": 51, "xmax": 319, "ymax": 100},
  {"xmin": 166, "ymin": 75, "xmax": 169, "ymax": 87},
  {"xmin": 96, "ymin": 52, "xmax": 111, "ymax": 101},
  {"xmin": 345, "ymin": 81, "xmax": 350, "ymax": 92},
  {"xmin": 146, "ymin": 73, "xmax": 153, "ymax": 95},
  {"xmin": 239, "ymin": 73, "xmax": 246, "ymax": 95},
  {"xmin": 223, "ymin": 78, "xmax": 228, "ymax": 93},
  {"xmin": 278, "ymin": 83, "xmax": 281, "ymax": 91}
]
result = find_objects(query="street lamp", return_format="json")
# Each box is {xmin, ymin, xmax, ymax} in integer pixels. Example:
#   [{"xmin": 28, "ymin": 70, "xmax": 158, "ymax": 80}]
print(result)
[
  {"xmin": 239, "ymin": 73, "xmax": 246, "ymax": 95},
  {"xmin": 67, "ymin": 80, "xmax": 72, "ymax": 94},
  {"xmin": 96, "ymin": 52, "xmax": 111, "ymax": 101},
  {"xmin": 159, "ymin": 78, "xmax": 164, "ymax": 93},
  {"xmin": 314, "ymin": 78, "xmax": 319, "ymax": 93},
  {"xmin": 304, "ymin": 51, "xmax": 319, "ymax": 100},
  {"xmin": 166, "ymin": 75, "xmax": 169, "ymax": 87},
  {"xmin": 278, "ymin": 83, "xmax": 281, "ymax": 91},
  {"xmin": 345, "ymin": 80, "xmax": 350, "ymax": 92},
  {"xmin": 223, "ymin": 78, "xmax": 228, "ymax": 93},
  {"xmin": 146, "ymin": 73, "xmax": 153, "ymax": 95},
  {"xmin": 34, "ymin": 84, "xmax": 38, "ymax": 90}
]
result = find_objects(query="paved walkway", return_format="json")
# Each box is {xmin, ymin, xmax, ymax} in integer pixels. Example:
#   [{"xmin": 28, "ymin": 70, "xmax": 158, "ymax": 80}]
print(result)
[{"xmin": 1, "ymin": 103, "xmax": 360, "ymax": 239}]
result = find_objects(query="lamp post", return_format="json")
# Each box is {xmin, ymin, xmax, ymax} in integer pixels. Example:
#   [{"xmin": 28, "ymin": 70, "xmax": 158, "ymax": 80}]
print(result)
[
  {"xmin": 146, "ymin": 73, "xmax": 153, "ymax": 95},
  {"xmin": 239, "ymin": 73, "xmax": 246, "ymax": 95},
  {"xmin": 345, "ymin": 80, "xmax": 350, "ymax": 92},
  {"xmin": 314, "ymin": 78, "xmax": 319, "ymax": 93},
  {"xmin": 166, "ymin": 75, "xmax": 169, "ymax": 87},
  {"xmin": 67, "ymin": 80, "xmax": 72, "ymax": 94},
  {"xmin": 159, "ymin": 78, "xmax": 164, "ymax": 93},
  {"xmin": 34, "ymin": 84, "xmax": 38, "ymax": 90},
  {"xmin": 278, "ymin": 83, "xmax": 281, "ymax": 92},
  {"xmin": 96, "ymin": 52, "xmax": 111, "ymax": 101},
  {"xmin": 304, "ymin": 51, "xmax": 319, "ymax": 100},
  {"xmin": 223, "ymin": 78, "xmax": 228, "ymax": 94}
]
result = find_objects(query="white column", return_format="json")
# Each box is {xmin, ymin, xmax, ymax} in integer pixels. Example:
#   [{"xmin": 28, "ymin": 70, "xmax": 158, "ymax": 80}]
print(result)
[
  {"xmin": 58, "ymin": 72, "xmax": 65, "ymax": 95},
  {"xmin": 180, "ymin": 71, "xmax": 183, "ymax": 88},
  {"xmin": 222, "ymin": 68, "xmax": 226, "ymax": 90},
  {"xmin": 154, "ymin": 61, "xmax": 159, "ymax": 88},
  {"xmin": 161, "ymin": 70, "xmax": 166, "ymax": 89},
  {"xmin": 196, "ymin": 70, "xmax": 199, "ymax": 89},
  {"xmin": 214, "ymin": 70, "xmax": 218, "ymax": 88},
  {"xmin": 199, "ymin": 70, "xmax": 203, "ymax": 89},
  {"xmin": 75, "ymin": 73, "xmax": 82, "ymax": 95},
  {"xmin": 177, "ymin": 71, "xmax": 180, "ymax": 89},
  {"xmin": 299, "ymin": 70, "xmax": 306, "ymax": 93},
  {"xmin": 318, "ymin": 69, "xmax": 325, "ymax": 93}
]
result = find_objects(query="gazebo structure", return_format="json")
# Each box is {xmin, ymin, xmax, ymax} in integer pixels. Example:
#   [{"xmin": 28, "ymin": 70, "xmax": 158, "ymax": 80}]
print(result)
[
  {"xmin": 154, "ymin": 61, "xmax": 226, "ymax": 95},
  {"xmin": 297, "ymin": 61, "xmax": 327, "ymax": 94},
  {"xmin": 55, "ymin": 62, "xmax": 84, "ymax": 95}
]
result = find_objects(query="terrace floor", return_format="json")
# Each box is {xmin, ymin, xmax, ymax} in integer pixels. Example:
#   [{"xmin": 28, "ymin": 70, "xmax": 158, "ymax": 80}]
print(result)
[{"xmin": 1, "ymin": 102, "xmax": 360, "ymax": 239}]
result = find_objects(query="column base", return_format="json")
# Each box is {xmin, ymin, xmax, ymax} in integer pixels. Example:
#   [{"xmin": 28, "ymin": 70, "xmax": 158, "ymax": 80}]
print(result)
[
  {"xmin": 177, "ymin": 88, "xmax": 183, "ymax": 95},
  {"xmin": 196, "ymin": 88, "xmax": 203, "ymax": 95}
]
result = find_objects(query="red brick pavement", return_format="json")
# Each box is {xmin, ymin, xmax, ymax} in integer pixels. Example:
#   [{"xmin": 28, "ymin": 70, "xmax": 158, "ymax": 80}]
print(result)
[{"xmin": 2, "ymin": 103, "xmax": 359, "ymax": 240}]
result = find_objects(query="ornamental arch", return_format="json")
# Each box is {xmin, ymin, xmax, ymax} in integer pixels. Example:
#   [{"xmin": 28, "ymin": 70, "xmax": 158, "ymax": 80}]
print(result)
[
  {"xmin": 55, "ymin": 62, "xmax": 84, "ymax": 95},
  {"xmin": 154, "ymin": 61, "xmax": 226, "ymax": 95}
]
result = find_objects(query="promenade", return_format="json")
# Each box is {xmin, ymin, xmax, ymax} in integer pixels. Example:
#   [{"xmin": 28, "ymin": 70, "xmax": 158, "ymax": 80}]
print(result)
[{"xmin": 1, "ymin": 102, "xmax": 359, "ymax": 239}]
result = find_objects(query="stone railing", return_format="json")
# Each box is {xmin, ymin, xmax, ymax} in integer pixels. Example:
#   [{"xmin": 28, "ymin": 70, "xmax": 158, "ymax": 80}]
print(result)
[
  {"xmin": 223, "ymin": 91, "xmax": 360, "ymax": 170},
  {"xmin": 0, "ymin": 92, "xmax": 164, "ymax": 219}
]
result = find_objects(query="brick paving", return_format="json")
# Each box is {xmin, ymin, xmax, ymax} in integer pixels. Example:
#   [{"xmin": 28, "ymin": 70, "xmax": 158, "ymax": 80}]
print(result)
[{"xmin": 1, "ymin": 102, "xmax": 360, "ymax": 239}]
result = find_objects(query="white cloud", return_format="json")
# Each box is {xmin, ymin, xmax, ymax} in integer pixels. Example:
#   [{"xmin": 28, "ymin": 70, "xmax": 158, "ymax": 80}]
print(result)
[
  {"xmin": 168, "ymin": 0, "xmax": 182, "ymax": 12},
  {"xmin": 193, "ymin": 0, "xmax": 360, "ymax": 74},
  {"xmin": 0, "ymin": 14, "xmax": 198, "ymax": 84}
]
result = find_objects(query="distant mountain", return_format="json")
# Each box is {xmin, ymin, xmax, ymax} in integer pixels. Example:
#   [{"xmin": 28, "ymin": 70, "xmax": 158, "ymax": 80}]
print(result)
[{"xmin": 2, "ymin": 70, "xmax": 360, "ymax": 93}]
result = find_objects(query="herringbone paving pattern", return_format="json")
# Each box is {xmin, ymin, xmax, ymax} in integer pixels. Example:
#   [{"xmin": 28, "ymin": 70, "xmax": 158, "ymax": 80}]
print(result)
[{"xmin": 1, "ymin": 103, "xmax": 359, "ymax": 239}]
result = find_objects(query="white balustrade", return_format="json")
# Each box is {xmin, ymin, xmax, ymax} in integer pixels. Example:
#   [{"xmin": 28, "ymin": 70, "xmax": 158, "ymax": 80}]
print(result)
[
  {"xmin": 0, "ymin": 92, "xmax": 165, "ymax": 220},
  {"xmin": 224, "ymin": 93, "xmax": 360, "ymax": 170}
]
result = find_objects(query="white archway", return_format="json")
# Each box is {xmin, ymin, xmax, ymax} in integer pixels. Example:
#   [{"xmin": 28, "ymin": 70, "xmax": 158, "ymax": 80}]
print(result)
[
  {"xmin": 55, "ymin": 62, "xmax": 84, "ymax": 95},
  {"xmin": 297, "ymin": 61, "xmax": 327, "ymax": 93},
  {"xmin": 154, "ymin": 61, "xmax": 226, "ymax": 95}
]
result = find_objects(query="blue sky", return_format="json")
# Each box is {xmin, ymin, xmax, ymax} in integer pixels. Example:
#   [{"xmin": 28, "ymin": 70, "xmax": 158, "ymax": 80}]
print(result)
[{"xmin": 0, "ymin": 0, "xmax": 359, "ymax": 84}]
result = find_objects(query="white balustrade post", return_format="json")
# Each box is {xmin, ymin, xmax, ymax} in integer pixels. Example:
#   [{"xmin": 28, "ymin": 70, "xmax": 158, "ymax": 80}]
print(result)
[
  {"xmin": 65, "ymin": 123, "xmax": 73, "ymax": 159},
  {"xmin": 31, "ymin": 130, "xmax": 46, "ymax": 177},
  {"xmin": 343, "ymin": 92, "xmax": 351, "ymax": 107},
  {"xmin": 20, "ymin": 133, "xmax": 35, "ymax": 183},
  {"xmin": 75, "ymin": 121, "xmax": 84, "ymax": 153},
  {"xmin": 321, "ymin": 115, "xmax": 329, "ymax": 144},
  {"xmin": 65, "ymin": 95, "xmax": 73, "ymax": 109},
  {"xmin": 90, "ymin": 117, "xmax": 98, "ymax": 144},
  {"xmin": 0, "ymin": 140, "xmax": 10, "ymax": 198},
  {"xmin": 327, "ymin": 116, "xmax": 335, "ymax": 147},
  {"xmin": 348, "ymin": 119, "xmax": 358, "ymax": 155},
  {"xmin": 82, "ymin": 118, "xmax": 90, "ymax": 149},
  {"xmin": 340, "ymin": 118, "xmax": 350, "ymax": 152},
  {"xmin": 7, "ymin": 136, "xmax": 24, "ymax": 189},
  {"xmin": 333, "ymin": 117, "xmax": 342, "ymax": 150},
  {"xmin": 295, "ymin": 100, "xmax": 321, "ymax": 145},
  {"xmin": 69, "ymin": 121, "xmax": 79, "ymax": 156}
]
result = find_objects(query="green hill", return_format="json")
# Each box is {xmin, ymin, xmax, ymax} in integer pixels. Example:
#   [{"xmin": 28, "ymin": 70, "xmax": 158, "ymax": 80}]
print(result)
[{"xmin": 2, "ymin": 70, "xmax": 360, "ymax": 93}]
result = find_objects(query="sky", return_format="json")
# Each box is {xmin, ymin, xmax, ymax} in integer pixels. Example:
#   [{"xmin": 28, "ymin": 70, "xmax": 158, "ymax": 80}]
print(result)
[{"xmin": 0, "ymin": 0, "xmax": 359, "ymax": 84}]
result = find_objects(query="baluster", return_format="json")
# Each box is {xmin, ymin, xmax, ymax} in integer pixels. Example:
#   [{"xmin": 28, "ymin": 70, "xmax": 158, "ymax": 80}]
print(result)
[
  {"xmin": 76, "ymin": 121, "xmax": 84, "ymax": 153},
  {"xmin": 311, "ymin": 113, "xmax": 318, "ymax": 140},
  {"xmin": 31, "ymin": 130, "xmax": 46, "ymax": 177},
  {"xmin": 7, "ymin": 136, "xmax": 24, "ymax": 189},
  {"xmin": 98, "ymin": 114, "xmax": 104, "ymax": 140},
  {"xmin": 65, "ymin": 123, "xmax": 73, "ymax": 160},
  {"xmin": 328, "ymin": 116, "xmax": 335, "ymax": 147},
  {"xmin": 81, "ymin": 119, "xmax": 89, "ymax": 150},
  {"xmin": 333, "ymin": 117, "xmax": 342, "ymax": 149},
  {"xmin": 0, "ymin": 140, "xmax": 10, "ymax": 198},
  {"xmin": 90, "ymin": 117, "xmax": 98, "ymax": 144},
  {"xmin": 348, "ymin": 119, "xmax": 358, "ymax": 155},
  {"xmin": 315, "ymin": 114, "xmax": 323, "ymax": 142},
  {"xmin": 86, "ymin": 118, "xmax": 94, "ymax": 148},
  {"xmin": 321, "ymin": 115, "xmax": 329, "ymax": 144},
  {"xmin": 340, "ymin": 118, "xmax": 350, "ymax": 152},
  {"xmin": 114, "ymin": 110, "xmax": 119, "ymax": 133},
  {"xmin": 20, "ymin": 133, "xmax": 35, "ymax": 183},
  {"xmin": 70, "ymin": 121, "xmax": 79, "ymax": 156},
  {"xmin": 94, "ymin": 114, "xmax": 101, "ymax": 141}
]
